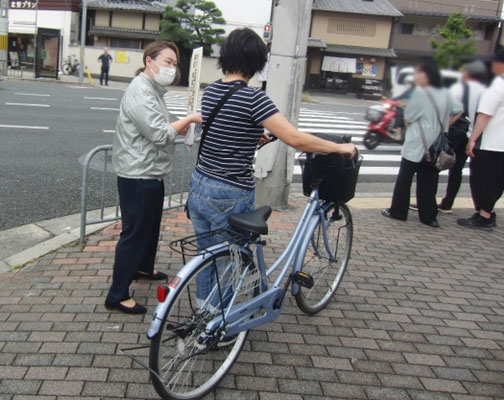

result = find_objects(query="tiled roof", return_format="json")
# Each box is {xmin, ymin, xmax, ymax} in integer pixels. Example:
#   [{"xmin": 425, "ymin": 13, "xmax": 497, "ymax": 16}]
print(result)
[
  {"xmin": 86, "ymin": 0, "xmax": 172, "ymax": 13},
  {"xmin": 313, "ymin": 0, "xmax": 402, "ymax": 17},
  {"xmin": 307, "ymin": 38, "xmax": 326, "ymax": 48},
  {"xmin": 89, "ymin": 25, "xmax": 160, "ymax": 39},
  {"xmin": 401, "ymin": 9, "xmax": 500, "ymax": 21},
  {"xmin": 309, "ymin": 41, "xmax": 397, "ymax": 58}
]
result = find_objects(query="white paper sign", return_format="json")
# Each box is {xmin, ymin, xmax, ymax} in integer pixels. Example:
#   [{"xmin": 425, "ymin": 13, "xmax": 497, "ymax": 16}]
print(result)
[
  {"xmin": 321, "ymin": 56, "xmax": 357, "ymax": 73},
  {"xmin": 185, "ymin": 46, "xmax": 203, "ymax": 149}
]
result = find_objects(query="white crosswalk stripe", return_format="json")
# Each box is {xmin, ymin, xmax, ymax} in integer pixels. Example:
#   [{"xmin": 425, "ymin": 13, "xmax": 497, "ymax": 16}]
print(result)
[{"xmin": 163, "ymin": 93, "xmax": 463, "ymax": 180}]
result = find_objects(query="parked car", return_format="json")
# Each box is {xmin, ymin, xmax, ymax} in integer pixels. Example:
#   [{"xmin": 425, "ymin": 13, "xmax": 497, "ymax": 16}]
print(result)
[{"xmin": 390, "ymin": 66, "xmax": 462, "ymax": 98}]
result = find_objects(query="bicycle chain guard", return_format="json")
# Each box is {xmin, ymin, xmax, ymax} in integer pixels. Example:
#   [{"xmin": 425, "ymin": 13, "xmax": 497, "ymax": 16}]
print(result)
[{"xmin": 229, "ymin": 244, "xmax": 261, "ymax": 295}]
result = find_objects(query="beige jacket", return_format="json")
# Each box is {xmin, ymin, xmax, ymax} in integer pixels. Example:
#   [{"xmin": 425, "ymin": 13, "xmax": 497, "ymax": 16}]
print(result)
[{"xmin": 112, "ymin": 73, "xmax": 178, "ymax": 179}]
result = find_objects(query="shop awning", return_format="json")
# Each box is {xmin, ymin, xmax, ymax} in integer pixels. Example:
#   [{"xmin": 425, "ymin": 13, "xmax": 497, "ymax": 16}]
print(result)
[{"xmin": 324, "ymin": 44, "xmax": 397, "ymax": 58}]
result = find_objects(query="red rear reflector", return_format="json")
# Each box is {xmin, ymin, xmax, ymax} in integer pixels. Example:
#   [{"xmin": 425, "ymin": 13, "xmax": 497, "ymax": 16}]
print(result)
[
  {"xmin": 168, "ymin": 276, "xmax": 181, "ymax": 289},
  {"xmin": 157, "ymin": 285, "xmax": 169, "ymax": 302}
]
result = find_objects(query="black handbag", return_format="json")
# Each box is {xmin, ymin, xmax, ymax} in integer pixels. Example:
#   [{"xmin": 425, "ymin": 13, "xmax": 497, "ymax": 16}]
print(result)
[{"xmin": 418, "ymin": 89, "xmax": 456, "ymax": 171}]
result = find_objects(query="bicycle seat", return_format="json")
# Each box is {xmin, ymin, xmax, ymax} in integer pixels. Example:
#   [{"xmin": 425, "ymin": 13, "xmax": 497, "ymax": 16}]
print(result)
[{"xmin": 228, "ymin": 206, "xmax": 272, "ymax": 235}]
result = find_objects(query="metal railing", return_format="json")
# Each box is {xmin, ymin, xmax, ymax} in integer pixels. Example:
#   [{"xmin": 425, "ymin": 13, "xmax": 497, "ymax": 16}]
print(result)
[{"xmin": 80, "ymin": 139, "xmax": 199, "ymax": 244}]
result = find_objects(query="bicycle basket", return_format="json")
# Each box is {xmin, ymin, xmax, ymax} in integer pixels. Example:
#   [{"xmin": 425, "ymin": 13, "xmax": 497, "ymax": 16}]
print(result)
[{"xmin": 301, "ymin": 135, "xmax": 362, "ymax": 203}]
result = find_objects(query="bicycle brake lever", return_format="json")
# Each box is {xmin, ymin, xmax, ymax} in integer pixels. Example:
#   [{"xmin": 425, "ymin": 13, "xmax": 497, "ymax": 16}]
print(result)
[{"xmin": 257, "ymin": 134, "xmax": 278, "ymax": 150}]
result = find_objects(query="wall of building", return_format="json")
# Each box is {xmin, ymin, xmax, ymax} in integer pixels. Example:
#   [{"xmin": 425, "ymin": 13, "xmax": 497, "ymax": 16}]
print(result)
[
  {"xmin": 82, "ymin": 45, "xmax": 261, "ymax": 87},
  {"xmin": 145, "ymin": 14, "xmax": 160, "ymax": 31},
  {"xmin": 111, "ymin": 11, "xmax": 142, "ymax": 30},
  {"xmin": 310, "ymin": 12, "xmax": 392, "ymax": 49},
  {"xmin": 95, "ymin": 10, "xmax": 109, "ymax": 27}
]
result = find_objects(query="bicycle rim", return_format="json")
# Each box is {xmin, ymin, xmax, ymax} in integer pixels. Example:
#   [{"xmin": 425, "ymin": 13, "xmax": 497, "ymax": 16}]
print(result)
[
  {"xmin": 149, "ymin": 248, "xmax": 257, "ymax": 400},
  {"xmin": 295, "ymin": 203, "xmax": 353, "ymax": 314},
  {"xmin": 61, "ymin": 63, "xmax": 71, "ymax": 75}
]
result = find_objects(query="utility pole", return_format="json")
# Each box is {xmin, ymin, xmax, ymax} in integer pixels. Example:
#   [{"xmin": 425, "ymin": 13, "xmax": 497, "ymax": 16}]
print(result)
[
  {"xmin": 0, "ymin": 0, "xmax": 8, "ymax": 77},
  {"xmin": 254, "ymin": 0, "xmax": 312, "ymax": 208},
  {"xmin": 79, "ymin": 0, "xmax": 87, "ymax": 83}
]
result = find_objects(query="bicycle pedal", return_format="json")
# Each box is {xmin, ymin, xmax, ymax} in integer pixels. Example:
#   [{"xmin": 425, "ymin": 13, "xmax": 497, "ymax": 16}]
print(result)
[{"xmin": 292, "ymin": 272, "xmax": 314, "ymax": 289}]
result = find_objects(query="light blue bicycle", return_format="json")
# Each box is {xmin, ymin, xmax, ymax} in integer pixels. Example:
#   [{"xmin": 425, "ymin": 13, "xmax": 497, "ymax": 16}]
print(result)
[{"xmin": 147, "ymin": 147, "xmax": 361, "ymax": 400}]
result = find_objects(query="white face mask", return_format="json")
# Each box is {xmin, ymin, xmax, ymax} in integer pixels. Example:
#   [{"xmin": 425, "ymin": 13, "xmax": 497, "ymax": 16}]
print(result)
[{"xmin": 151, "ymin": 60, "xmax": 176, "ymax": 86}]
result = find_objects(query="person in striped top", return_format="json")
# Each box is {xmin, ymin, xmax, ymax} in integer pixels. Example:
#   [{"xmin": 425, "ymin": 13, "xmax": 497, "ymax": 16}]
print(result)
[{"xmin": 187, "ymin": 28, "xmax": 355, "ymax": 307}]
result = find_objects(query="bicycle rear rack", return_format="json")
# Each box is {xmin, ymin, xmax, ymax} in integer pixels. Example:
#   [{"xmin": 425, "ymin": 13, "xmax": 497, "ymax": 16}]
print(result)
[{"xmin": 169, "ymin": 229, "xmax": 244, "ymax": 259}]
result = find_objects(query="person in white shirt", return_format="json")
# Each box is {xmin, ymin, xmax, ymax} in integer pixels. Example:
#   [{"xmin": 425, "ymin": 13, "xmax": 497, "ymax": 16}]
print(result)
[
  {"xmin": 438, "ymin": 60, "xmax": 487, "ymax": 213},
  {"xmin": 457, "ymin": 50, "xmax": 504, "ymax": 231}
]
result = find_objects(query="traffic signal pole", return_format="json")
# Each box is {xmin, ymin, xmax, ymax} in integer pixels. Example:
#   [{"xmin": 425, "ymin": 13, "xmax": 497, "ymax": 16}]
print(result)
[{"xmin": 254, "ymin": 0, "xmax": 312, "ymax": 209}]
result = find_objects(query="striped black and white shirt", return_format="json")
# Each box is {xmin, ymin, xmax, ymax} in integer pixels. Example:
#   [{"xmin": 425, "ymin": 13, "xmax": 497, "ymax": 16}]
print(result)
[{"xmin": 196, "ymin": 80, "xmax": 279, "ymax": 190}]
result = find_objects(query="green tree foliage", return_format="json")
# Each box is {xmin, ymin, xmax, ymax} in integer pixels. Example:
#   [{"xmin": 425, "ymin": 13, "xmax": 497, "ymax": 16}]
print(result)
[
  {"xmin": 158, "ymin": 0, "xmax": 226, "ymax": 55},
  {"xmin": 430, "ymin": 12, "xmax": 476, "ymax": 69}
]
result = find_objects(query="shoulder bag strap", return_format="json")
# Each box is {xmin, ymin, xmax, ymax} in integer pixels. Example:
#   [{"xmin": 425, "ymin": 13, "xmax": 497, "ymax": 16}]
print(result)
[
  {"xmin": 424, "ymin": 88, "xmax": 449, "ymax": 132},
  {"xmin": 417, "ymin": 120, "xmax": 431, "ymax": 162},
  {"xmin": 197, "ymin": 82, "xmax": 246, "ymax": 160},
  {"xmin": 462, "ymin": 82, "xmax": 469, "ymax": 115}
]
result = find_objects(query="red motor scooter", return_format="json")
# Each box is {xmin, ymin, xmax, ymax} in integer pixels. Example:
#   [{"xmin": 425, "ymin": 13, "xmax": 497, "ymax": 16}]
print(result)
[{"xmin": 363, "ymin": 99, "xmax": 404, "ymax": 150}]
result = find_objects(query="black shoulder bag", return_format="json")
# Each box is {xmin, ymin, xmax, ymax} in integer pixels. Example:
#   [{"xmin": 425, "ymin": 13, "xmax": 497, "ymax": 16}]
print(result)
[
  {"xmin": 448, "ymin": 82, "xmax": 470, "ymax": 148},
  {"xmin": 418, "ymin": 89, "xmax": 456, "ymax": 171},
  {"xmin": 185, "ymin": 81, "xmax": 246, "ymax": 219}
]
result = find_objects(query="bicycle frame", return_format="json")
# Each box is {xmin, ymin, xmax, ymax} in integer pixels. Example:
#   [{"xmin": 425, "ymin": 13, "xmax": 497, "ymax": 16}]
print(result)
[{"xmin": 147, "ymin": 188, "xmax": 335, "ymax": 339}]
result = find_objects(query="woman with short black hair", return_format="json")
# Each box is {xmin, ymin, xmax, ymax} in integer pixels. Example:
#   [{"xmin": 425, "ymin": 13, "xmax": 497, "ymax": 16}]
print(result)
[
  {"xmin": 187, "ymin": 28, "xmax": 356, "ymax": 307},
  {"xmin": 382, "ymin": 59, "xmax": 462, "ymax": 227}
]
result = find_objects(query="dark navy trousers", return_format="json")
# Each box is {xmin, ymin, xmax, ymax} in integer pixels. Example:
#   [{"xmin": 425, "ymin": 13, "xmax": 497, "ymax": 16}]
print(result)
[{"xmin": 106, "ymin": 177, "xmax": 164, "ymax": 304}]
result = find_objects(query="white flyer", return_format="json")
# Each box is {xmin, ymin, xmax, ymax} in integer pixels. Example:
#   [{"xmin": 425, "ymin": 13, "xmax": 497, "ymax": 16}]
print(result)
[{"xmin": 185, "ymin": 46, "xmax": 203, "ymax": 149}]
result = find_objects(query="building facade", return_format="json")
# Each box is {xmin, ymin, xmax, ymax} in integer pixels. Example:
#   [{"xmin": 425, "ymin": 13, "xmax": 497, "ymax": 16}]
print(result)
[
  {"xmin": 8, "ymin": 0, "xmax": 80, "ymax": 72},
  {"xmin": 6, "ymin": 0, "xmax": 272, "ymax": 82},
  {"xmin": 389, "ymin": 0, "xmax": 503, "ymax": 65},
  {"xmin": 307, "ymin": 0, "xmax": 402, "ymax": 97}
]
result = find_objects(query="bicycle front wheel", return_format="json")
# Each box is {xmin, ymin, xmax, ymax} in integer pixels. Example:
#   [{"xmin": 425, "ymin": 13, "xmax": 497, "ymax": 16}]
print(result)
[
  {"xmin": 295, "ymin": 203, "xmax": 353, "ymax": 315},
  {"xmin": 149, "ymin": 247, "xmax": 258, "ymax": 400},
  {"xmin": 61, "ymin": 63, "xmax": 72, "ymax": 75}
]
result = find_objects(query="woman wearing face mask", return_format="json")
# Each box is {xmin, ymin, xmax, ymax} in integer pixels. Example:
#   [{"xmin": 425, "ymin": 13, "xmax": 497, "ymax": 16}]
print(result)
[
  {"xmin": 105, "ymin": 41, "xmax": 202, "ymax": 314},
  {"xmin": 381, "ymin": 59, "xmax": 462, "ymax": 227}
]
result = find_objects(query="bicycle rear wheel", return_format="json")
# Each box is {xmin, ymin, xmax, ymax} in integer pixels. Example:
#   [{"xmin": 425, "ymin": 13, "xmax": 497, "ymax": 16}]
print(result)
[
  {"xmin": 149, "ymin": 247, "xmax": 259, "ymax": 400},
  {"xmin": 295, "ymin": 203, "xmax": 353, "ymax": 314},
  {"xmin": 61, "ymin": 62, "xmax": 72, "ymax": 75}
]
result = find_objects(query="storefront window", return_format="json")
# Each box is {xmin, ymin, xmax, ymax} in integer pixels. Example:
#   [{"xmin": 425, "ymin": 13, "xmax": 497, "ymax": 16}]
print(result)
[{"xmin": 8, "ymin": 34, "xmax": 35, "ymax": 69}]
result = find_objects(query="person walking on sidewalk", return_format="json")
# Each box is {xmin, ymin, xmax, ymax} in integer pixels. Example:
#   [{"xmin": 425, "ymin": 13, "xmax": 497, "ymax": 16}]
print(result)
[
  {"xmin": 186, "ymin": 28, "xmax": 356, "ymax": 308},
  {"xmin": 98, "ymin": 47, "xmax": 113, "ymax": 86},
  {"xmin": 438, "ymin": 60, "xmax": 487, "ymax": 214},
  {"xmin": 382, "ymin": 60, "xmax": 462, "ymax": 227},
  {"xmin": 105, "ymin": 41, "xmax": 202, "ymax": 314},
  {"xmin": 457, "ymin": 50, "xmax": 504, "ymax": 231}
]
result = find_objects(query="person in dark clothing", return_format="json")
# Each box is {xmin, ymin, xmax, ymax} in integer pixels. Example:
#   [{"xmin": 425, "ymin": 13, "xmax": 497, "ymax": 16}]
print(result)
[
  {"xmin": 382, "ymin": 60, "xmax": 462, "ymax": 228},
  {"xmin": 98, "ymin": 48, "xmax": 113, "ymax": 86},
  {"xmin": 438, "ymin": 60, "xmax": 487, "ymax": 213}
]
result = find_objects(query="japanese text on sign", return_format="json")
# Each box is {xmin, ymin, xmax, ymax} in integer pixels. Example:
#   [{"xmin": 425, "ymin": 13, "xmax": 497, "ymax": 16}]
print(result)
[{"xmin": 10, "ymin": 0, "xmax": 38, "ymax": 8}]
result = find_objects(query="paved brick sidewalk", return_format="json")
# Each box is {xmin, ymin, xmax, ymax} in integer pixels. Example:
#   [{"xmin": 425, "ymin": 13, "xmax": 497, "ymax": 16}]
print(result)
[{"xmin": 1, "ymin": 192, "xmax": 503, "ymax": 399}]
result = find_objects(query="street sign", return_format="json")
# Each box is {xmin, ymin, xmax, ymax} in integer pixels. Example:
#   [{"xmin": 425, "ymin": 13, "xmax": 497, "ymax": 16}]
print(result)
[{"xmin": 185, "ymin": 46, "xmax": 203, "ymax": 150}]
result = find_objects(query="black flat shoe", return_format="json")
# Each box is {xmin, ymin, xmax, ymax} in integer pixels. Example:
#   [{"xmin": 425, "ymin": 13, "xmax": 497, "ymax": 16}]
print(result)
[
  {"xmin": 105, "ymin": 299, "xmax": 147, "ymax": 314},
  {"xmin": 422, "ymin": 220, "xmax": 439, "ymax": 228},
  {"xmin": 381, "ymin": 209, "xmax": 393, "ymax": 218},
  {"xmin": 134, "ymin": 271, "xmax": 168, "ymax": 281}
]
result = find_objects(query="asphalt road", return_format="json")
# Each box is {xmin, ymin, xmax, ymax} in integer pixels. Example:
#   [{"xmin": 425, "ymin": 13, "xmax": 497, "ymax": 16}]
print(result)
[
  {"xmin": 0, "ymin": 79, "xmax": 385, "ymax": 232},
  {"xmin": 0, "ymin": 80, "xmax": 121, "ymax": 231}
]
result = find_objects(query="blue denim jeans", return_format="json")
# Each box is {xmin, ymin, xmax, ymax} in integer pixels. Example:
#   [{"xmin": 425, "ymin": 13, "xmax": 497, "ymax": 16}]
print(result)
[{"xmin": 187, "ymin": 170, "xmax": 255, "ymax": 307}]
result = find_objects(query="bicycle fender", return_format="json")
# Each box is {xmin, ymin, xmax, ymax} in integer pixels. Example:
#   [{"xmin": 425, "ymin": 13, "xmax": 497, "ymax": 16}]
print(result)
[
  {"xmin": 291, "ymin": 215, "xmax": 320, "ymax": 297},
  {"xmin": 147, "ymin": 245, "xmax": 231, "ymax": 339}
]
